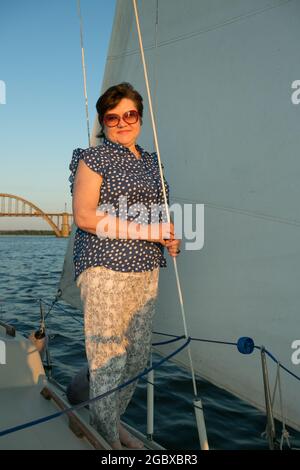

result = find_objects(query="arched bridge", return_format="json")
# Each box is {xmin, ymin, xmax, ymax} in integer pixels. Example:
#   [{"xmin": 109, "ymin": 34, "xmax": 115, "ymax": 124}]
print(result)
[{"xmin": 0, "ymin": 193, "xmax": 73, "ymax": 237}]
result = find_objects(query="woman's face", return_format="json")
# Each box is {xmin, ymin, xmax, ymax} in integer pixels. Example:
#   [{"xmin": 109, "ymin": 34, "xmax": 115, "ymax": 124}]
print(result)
[{"xmin": 103, "ymin": 98, "xmax": 141, "ymax": 148}]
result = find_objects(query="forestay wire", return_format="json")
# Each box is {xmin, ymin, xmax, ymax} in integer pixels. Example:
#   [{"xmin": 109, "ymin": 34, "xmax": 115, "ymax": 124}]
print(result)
[{"xmin": 77, "ymin": 0, "xmax": 91, "ymax": 147}]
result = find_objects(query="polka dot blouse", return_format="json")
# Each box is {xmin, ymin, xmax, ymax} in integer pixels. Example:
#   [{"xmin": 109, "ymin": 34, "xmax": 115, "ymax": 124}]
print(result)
[{"xmin": 69, "ymin": 137, "xmax": 170, "ymax": 280}]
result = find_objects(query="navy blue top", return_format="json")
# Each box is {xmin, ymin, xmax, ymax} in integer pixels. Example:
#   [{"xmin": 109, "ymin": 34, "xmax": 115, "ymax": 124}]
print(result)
[{"xmin": 69, "ymin": 137, "xmax": 170, "ymax": 280}]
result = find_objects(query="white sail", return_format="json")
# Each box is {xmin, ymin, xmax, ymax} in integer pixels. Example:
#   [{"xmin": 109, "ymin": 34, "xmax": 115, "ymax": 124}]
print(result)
[
  {"xmin": 58, "ymin": 223, "xmax": 82, "ymax": 309},
  {"xmin": 59, "ymin": 0, "xmax": 300, "ymax": 431}
]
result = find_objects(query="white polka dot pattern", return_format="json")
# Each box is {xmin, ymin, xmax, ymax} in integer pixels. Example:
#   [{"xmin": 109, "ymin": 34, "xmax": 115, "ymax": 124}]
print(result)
[{"xmin": 69, "ymin": 137, "xmax": 170, "ymax": 280}]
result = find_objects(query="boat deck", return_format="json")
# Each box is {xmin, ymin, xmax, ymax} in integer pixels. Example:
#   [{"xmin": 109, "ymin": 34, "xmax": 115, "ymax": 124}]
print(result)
[
  {"xmin": 0, "ymin": 383, "xmax": 164, "ymax": 450},
  {"xmin": 0, "ymin": 385, "xmax": 96, "ymax": 450},
  {"xmin": 0, "ymin": 323, "xmax": 164, "ymax": 450}
]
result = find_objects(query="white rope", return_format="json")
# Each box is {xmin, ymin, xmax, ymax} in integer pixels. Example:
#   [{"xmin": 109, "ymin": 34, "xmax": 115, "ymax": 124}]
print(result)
[
  {"xmin": 132, "ymin": 1, "xmax": 210, "ymax": 450},
  {"xmin": 276, "ymin": 363, "xmax": 291, "ymax": 450},
  {"xmin": 262, "ymin": 361, "xmax": 292, "ymax": 449},
  {"xmin": 153, "ymin": 0, "xmax": 159, "ymax": 127},
  {"xmin": 132, "ymin": 0, "xmax": 198, "ymax": 398},
  {"xmin": 77, "ymin": 0, "xmax": 91, "ymax": 147}
]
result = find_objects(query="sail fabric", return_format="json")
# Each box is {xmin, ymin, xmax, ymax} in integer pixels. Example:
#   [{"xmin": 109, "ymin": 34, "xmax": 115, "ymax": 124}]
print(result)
[
  {"xmin": 60, "ymin": 0, "xmax": 300, "ymax": 431},
  {"xmin": 58, "ymin": 223, "xmax": 83, "ymax": 310}
]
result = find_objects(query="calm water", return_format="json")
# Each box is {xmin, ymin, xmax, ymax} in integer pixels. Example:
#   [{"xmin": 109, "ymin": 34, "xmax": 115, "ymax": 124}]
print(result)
[{"xmin": 0, "ymin": 235, "xmax": 299, "ymax": 450}]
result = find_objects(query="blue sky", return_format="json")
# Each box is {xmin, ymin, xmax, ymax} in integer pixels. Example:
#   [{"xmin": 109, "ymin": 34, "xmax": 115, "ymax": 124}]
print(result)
[{"xmin": 0, "ymin": 0, "xmax": 116, "ymax": 229}]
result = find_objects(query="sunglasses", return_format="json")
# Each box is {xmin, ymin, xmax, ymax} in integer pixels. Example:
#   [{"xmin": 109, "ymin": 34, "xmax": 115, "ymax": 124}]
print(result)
[{"xmin": 103, "ymin": 110, "xmax": 139, "ymax": 127}]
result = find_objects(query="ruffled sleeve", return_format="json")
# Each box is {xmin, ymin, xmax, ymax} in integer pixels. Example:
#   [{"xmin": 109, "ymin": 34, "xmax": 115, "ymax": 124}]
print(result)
[{"xmin": 69, "ymin": 146, "xmax": 108, "ymax": 195}]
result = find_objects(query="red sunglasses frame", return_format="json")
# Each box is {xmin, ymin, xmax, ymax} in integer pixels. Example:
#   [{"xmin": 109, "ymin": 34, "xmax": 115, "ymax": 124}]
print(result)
[{"xmin": 103, "ymin": 110, "xmax": 139, "ymax": 127}]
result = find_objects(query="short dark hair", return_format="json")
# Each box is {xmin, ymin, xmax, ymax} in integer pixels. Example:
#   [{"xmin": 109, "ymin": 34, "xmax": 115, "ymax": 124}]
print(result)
[{"xmin": 96, "ymin": 82, "xmax": 143, "ymax": 138}]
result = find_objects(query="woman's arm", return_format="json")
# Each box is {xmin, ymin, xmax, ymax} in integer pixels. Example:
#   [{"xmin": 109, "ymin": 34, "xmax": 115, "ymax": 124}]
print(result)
[
  {"xmin": 72, "ymin": 160, "xmax": 174, "ymax": 244},
  {"xmin": 72, "ymin": 159, "xmax": 105, "ymax": 234}
]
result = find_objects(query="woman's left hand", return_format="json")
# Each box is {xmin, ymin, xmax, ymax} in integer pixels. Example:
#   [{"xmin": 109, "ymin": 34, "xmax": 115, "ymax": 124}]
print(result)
[{"xmin": 165, "ymin": 238, "xmax": 181, "ymax": 257}]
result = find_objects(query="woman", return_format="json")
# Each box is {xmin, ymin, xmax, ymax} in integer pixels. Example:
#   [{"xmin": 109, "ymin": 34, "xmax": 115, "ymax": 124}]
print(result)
[{"xmin": 70, "ymin": 82, "xmax": 181, "ymax": 450}]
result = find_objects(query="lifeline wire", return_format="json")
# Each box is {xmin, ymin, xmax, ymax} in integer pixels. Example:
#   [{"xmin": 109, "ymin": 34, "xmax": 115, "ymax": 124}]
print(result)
[{"xmin": 35, "ymin": 299, "xmax": 300, "ymax": 383}]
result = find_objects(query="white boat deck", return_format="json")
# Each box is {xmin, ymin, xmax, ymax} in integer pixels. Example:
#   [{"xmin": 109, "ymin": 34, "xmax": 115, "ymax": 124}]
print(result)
[
  {"xmin": 0, "ymin": 385, "xmax": 95, "ymax": 450},
  {"xmin": 0, "ymin": 323, "xmax": 164, "ymax": 450}
]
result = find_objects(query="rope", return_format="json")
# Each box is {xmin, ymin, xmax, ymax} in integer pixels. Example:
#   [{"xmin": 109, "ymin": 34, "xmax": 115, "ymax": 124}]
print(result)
[
  {"xmin": 32, "ymin": 299, "xmax": 300, "ymax": 383},
  {"xmin": 261, "ymin": 360, "xmax": 291, "ymax": 449},
  {"xmin": 276, "ymin": 363, "xmax": 291, "ymax": 450},
  {"xmin": 153, "ymin": 0, "xmax": 159, "ymax": 147},
  {"xmin": 263, "ymin": 348, "xmax": 300, "ymax": 382},
  {"xmin": 189, "ymin": 337, "xmax": 300, "ymax": 383},
  {"xmin": 132, "ymin": 0, "xmax": 198, "ymax": 399},
  {"xmin": 77, "ymin": 0, "xmax": 91, "ymax": 147},
  {"xmin": 40, "ymin": 298, "xmax": 84, "ymax": 326},
  {"xmin": 41, "ymin": 295, "xmax": 60, "ymax": 321},
  {"xmin": 38, "ymin": 299, "xmax": 184, "ymax": 345},
  {"xmin": 0, "ymin": 337, "xmax": 190, "ymax": 437},
  {"xmin": 191, "ymin": 337, "xmax": 238, "ymax": 347},
  {"xmin": 152, "ymin": 335, "xmax": 186, "ymax": 346},
  {"xmin": 153, "ymin": 331, "xmax": 183, "ymax": 338}
]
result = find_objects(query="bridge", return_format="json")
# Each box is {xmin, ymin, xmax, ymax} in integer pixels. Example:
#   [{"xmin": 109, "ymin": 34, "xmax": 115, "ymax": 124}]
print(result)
[{"xmin": 0, "ymin": 193, "xmax": 73, "ymax": 237}]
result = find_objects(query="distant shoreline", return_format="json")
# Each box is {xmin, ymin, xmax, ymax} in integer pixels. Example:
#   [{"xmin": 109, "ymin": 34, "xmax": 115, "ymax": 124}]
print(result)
[{"xmin": 0, "ymin": 230, "xmax": 56, "ymax": 236}]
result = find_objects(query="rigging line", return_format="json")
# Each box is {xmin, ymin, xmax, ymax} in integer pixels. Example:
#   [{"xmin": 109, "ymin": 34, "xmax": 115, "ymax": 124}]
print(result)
[
  {"xmin": 43, "ymin": 295, "xmax": 59, "ymax": 321},
  {"xmin": 15, "ymin": 294, "xmax": 300, "ymax": 385},
  {"xmin": 276, "ymin": 364, "xmax": 291, "ymax": 450},
  {"xmin": 152, "ymin": 336, "xmax": 186, "ymax": 346},
  {"xmin": 174, "ymin": 196, "xmax": 300, "ymax": 228},
  {"xmin": 38, "ymin": 299, "xmax": 185, "ymax": 345},
  {"xmin": 109, "ymin": 0, "xmax": 293, "ymax": 61},
  {"xmin": 132, "ymin": 0, "xmax": 198, "ymax": 399},
  {"xmin": 190, "ymin": 340, "xmax": 300, "ymax": 383},
  {"xmin": 77, "ymin": 0, "xmax": 91, "ymax": 147},
  {"xmin": 153, "ymin": 0, "xmax": 159, "ymax": 138},
  {"xmin": 39, "ymin": 299, "xmax": 84, "ymax": 326},
  {"xmin": 40, "ymin": 298, "xmax": 184, "ymax": 345},
  {"xmin": 153, "ymin": 331, "xmax": 183, "ymax": 338},
  {"xmin": 263, "ymin": 348, "xmax": 300, "ymax": 382},
  {"xmin": 142, "ymin": 0, "xmax": 293, "ymax": 50}
]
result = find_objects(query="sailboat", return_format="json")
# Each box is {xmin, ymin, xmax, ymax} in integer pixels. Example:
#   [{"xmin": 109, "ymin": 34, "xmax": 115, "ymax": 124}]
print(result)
[{"xmin": 1, "ymin": 0, "xmax": 300, "ymax": 450}]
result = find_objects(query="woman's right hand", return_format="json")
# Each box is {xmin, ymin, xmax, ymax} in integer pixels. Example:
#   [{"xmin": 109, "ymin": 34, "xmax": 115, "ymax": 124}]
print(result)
[{"xmin": 140, "ymin": 222, "xmax": 175, "ymax": 245}]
